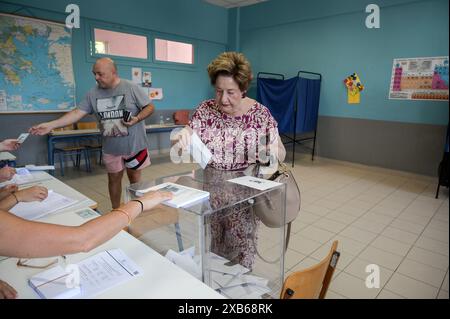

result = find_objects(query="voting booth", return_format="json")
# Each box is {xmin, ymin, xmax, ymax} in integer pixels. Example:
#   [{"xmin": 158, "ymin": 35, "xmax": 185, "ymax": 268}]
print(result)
[{"xmin": 125, "ymin": 167, "xmax": 287, "ymax": 299}]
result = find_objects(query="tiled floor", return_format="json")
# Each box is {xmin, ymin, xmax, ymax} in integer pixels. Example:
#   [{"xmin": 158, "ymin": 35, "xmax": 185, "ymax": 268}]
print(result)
[{"xmin": 59, "ymin": 152, "xmax": 449, "ymax": 299}]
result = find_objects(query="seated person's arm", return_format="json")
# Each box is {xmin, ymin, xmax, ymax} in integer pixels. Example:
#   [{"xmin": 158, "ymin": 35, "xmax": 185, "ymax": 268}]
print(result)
[
  {"xmin": 0, "ymin": 191, "xmax": 172, "ymax": 258},
  {"xmin": 0, "ymin": 186, "xmax": 47, "ymax": 211},
  {"xmin": 0, "ymin": 185, "xmax": 18, "ymax": 201}
]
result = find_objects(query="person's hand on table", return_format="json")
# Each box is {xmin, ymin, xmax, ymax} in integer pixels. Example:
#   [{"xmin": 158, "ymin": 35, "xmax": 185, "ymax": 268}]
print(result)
[
  {"xmin": 0, "ymin": 184, "xmax": 18, "ymax": 200},
  {"xmin": 15, "ymin": 186, "xmax": 48, "ymax": 202},
  {"xmin": 0, "ymin": 279, "xmax": 17, "ymax": 299},
  {"xmin": 0, "ymin": 166, "xmax": 16, "ymax": 182}
]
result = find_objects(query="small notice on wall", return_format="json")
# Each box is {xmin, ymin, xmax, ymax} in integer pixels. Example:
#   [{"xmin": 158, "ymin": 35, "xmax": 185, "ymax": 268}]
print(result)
[{"xmin": 389, "ymin": 56, "xmax": 448, "ymax": 101}]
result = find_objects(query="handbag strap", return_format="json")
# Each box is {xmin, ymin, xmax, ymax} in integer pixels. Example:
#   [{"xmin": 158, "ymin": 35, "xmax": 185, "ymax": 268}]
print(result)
[{"xmin": 253, "ymin": 221, "xmax": 292, "ymax": 264}]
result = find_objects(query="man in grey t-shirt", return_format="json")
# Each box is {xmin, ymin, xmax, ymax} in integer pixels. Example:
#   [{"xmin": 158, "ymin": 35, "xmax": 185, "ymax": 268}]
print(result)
[{"xmin": 30, "ymin": 58, "xmax": 154, "ymax": 209}]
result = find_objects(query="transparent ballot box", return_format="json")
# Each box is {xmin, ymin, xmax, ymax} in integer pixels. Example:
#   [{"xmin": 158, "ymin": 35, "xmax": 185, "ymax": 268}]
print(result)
[{"xmin": 125, "ymin": 167, "xmax": 287, "ymax": 299}]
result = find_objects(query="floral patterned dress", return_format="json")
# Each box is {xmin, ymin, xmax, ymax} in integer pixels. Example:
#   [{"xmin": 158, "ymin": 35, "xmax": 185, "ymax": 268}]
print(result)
[{"xmin": 189, "ymin": 99, "xmax": 280, "ymax": 269}]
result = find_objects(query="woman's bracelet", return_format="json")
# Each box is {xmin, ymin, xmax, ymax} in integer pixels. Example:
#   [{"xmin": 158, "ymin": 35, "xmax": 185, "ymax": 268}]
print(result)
[
  {"xmin": 131, "ymin": 199, "xmax": 144, "ymax": 213},
  {"xmin": 112, "ymin": 209, "xmax": 131, "ymax": 225}
]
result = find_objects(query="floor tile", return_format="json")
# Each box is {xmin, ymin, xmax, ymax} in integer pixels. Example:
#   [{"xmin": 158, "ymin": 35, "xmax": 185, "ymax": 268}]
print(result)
[
  {"xmin": 376, "ymin": 289, "xmax": 405, "ymax": 299},
  {"xmin": 384, "ymin": 273, "xmax": 439, "ymax": 299},
  {"xmin": 330, "ymin": 272, "xmax": 380, "ymax": 299},
  {"xmin": 298, "ymin": 225, "xmax": 335, "ymax": 244},
  {"xmin": 406, "ymin": 246, "xmax": 449, "ymax": 271},
  {"xmin": 370, "ymin": 236, "xmax": 412, "ymax": 257},
  {"xmin": 340, "ymin": 226, "xmax": 378, "ymax": 245},
  {"xmin": 397, "ymin": 258, "xmax": 446, "ymax": 288},
  {"xmin": 358, "ymin": 246, "xmax": 404, "ymax": 271},
  {"xmin": 288, "ymin": 234, "xmax": 323, "ymax": 255},
  {"xmin": 344, "ymin": 258, "xmax": 393, "ymax": 288},
  {"xmin": 414, "ymin": 236, "xmax": 449, "ymax": 256},
  {"xmin": 381, "ymin": 226, "xmax": 419, "ymax": 245},
  {"xmin": 312, "ymin": 218, "xmax": 348, "ymax": 233}
]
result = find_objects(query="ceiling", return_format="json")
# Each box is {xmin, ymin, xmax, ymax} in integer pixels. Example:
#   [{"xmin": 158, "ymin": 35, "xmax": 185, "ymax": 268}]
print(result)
[{"xmin": 203, "ymin": 0, "xmax": 268, "ymax": 9}]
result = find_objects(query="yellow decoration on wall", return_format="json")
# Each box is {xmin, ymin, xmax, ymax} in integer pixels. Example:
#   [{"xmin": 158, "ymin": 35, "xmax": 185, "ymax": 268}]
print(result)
[{"xmin": 344, "ymin": 73, "xmax": 364, "ymax": 104}]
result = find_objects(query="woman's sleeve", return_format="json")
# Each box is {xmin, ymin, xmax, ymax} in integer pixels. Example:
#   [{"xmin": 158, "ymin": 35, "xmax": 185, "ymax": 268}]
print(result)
[{"xmin": 188, "ymin": 101, "xmax": 206, "ymax": 131}]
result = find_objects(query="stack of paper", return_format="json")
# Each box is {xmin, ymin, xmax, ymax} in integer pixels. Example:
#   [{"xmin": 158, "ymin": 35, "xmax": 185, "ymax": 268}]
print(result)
[
  {"xmin": 29, "ymin": 265, "xmax": 81, "ymax": 299},
  {"xmin": 10, "ymin": 190, "xmax": 77, "ymax": 220},
  {"xmin": 28, "ymin": 249, "xmax": 142, "ymax": 299},
  {"xmin": 136, "ymin": 182, "xmax": 209, "ymax": 208}
]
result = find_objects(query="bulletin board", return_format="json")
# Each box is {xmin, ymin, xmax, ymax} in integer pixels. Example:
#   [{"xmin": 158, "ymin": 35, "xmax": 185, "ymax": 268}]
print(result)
[{"xmin": 389, "ymin": 56, "xmax": 449, "ymax": 101}]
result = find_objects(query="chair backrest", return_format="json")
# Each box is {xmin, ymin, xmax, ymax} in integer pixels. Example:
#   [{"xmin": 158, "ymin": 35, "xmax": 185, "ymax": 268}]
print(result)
[
  {"xmin": 76, "ymin": 121, "xmax": 98, "ymax": 130},
  {"xmin": 173, "ymin": 110, "xmax": 190, "ymax": 125},
  {"xmin": 280, "ymin": 240, "xmax": 340, "ymax": 299}
]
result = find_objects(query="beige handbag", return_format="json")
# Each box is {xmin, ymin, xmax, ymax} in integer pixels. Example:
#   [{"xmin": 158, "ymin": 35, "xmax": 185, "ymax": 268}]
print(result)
[
  {"xmin": 245, "ymin": 162, "xmax": 301, "ymax": 262},
  {"xmin": 246, "ymin": 162, "xmax": 301, "ymax": 228}
]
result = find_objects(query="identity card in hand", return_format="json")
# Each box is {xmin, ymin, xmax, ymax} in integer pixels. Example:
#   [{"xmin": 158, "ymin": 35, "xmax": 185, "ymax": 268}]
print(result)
[{"xmin": 17, "ymin": 133, "xmax": 30, "ymax": 144}]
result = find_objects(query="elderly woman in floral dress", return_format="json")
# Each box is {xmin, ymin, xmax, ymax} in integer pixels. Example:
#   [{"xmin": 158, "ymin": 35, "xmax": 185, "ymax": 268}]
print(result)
[{"xmin": 174, "ymin": 52, "xmax": 285, "ymax": 269}]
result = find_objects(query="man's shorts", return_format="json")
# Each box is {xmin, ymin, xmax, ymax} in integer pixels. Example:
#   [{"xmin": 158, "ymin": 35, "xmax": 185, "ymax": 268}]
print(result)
[{"xmin": 103, "ymin": 149, "xmax": 151, "ymax": 174}]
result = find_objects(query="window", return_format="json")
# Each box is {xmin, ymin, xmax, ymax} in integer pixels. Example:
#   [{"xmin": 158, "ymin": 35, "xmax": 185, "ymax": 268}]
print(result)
[
  {"xmin": 94, "ymin": 28, "xmax": 147, "ymax": 59},
  {"xmin": 155, "ymin": 38, "xmax": 193, "ymax": 64}
]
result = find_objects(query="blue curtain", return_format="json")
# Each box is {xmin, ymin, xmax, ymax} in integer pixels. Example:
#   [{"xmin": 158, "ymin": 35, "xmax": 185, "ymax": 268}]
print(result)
[
  {"xmin": 257, "ymin": 77, "xmax": 297, "ymax": 134},
  {"xmin": 296, "ymin": 77, "xmax": 321, "ymax": 133},
  {"xmin": 257, "ymin": 76, "xmax": 321, "ymax": 134}
]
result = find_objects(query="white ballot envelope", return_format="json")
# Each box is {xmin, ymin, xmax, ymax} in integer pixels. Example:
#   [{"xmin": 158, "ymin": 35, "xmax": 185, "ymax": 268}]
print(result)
[{"xmin": 190, "ymin": 132, "xmax": 212, "ymax": 169}]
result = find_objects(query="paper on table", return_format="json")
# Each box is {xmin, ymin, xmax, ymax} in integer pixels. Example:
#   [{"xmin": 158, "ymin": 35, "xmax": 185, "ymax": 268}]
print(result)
[
  {"xmin": 25, "ymin": 165, "xmax": 55, "ymax": 171},
  {"xmin": 76, "ymin": 249, "xmax": 142, "ymax": 298},
  {"xmin": 10, "ymin": 190, "xmax": 77, "ymax": 220},
  {"xmin": 227, "ymin": 175, "xmax": 282, "ymax": 191},
  {"xmin": 29, "ymin": 265, "xmax": 81, "ymax": 299},
  {"xmin": 29, "ymin": 249, "xmax": 142, "ymax": 299},
  {"xmin": 190, "ymin": 132, "xmax": 212, "ymax": 169}
]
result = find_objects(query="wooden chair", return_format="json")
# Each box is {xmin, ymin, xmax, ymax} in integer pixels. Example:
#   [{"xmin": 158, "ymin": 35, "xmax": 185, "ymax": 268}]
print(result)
[
  {"xmin": 280, "ymin": 241, "xmax": 340, "ymax": 299},
  {"xmin": 76, "ymin": 121, "xmax": 102, "ymax": 166}
]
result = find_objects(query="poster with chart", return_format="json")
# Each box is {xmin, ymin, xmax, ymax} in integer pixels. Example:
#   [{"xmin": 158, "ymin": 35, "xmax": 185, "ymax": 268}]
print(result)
[
  {"xmin": 389, "ymin": 56, "xmax": 448, "ymax": 101},
  {"xmin": 0, "ymin": 13, "xmax": 75, "ymax": 113}
]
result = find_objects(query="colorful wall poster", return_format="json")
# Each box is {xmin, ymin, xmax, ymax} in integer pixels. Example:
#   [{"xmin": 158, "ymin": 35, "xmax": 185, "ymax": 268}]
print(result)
[
  {"xmin": 344, "ymin": 73, "xmax": 364, "ymax": 104},
  {"xmin": 389, "ymin": 56, "xmax": 448, "ymax": 101}
]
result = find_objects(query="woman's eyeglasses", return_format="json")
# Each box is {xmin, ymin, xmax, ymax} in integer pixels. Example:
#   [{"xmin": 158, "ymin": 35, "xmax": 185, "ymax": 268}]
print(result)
[{"xmin": 16, "ymin": 256, "xmax": 66, "ymax": 269}]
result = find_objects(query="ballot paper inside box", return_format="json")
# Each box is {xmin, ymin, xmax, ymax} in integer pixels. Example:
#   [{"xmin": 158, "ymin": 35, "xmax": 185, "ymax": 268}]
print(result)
[{"xmin": 125, "ymin": 168, "xmax": 287, "ymax": 299}]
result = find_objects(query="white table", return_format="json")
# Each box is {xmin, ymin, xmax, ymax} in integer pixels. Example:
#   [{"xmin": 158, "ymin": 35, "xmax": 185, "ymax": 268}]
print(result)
[
  {"xmin": 0, "ymin": 208, "xmax": 224, "ymax": 299},
  {"xmin": 20, "ymin": 171, "xmax": 97, "ymax": 211}
]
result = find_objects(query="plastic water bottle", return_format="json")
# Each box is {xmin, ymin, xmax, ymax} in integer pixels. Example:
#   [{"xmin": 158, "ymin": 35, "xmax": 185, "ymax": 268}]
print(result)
[{"xmin": 159, "ymin": 115, "xmax": 164, "ymax": 125}]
